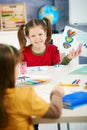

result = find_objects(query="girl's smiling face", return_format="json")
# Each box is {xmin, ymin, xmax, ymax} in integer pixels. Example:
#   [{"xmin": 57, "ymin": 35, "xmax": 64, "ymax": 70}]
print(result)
[{"xmin": 28, "ymin": 26, "xmax": 47, "ymax": 48}]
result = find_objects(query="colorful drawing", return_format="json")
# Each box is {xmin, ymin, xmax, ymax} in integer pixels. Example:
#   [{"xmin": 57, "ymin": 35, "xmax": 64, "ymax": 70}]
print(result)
[
  {"xmin": 67, "ymin": 29, "xmax": 76, "ymax": 37},
  {"xmin": 63, "ymin": 29, "xmax": 76, "ymax": 49},
  {"xmin": 63, "ymin": 42, "xmax": 71, "ymax": 49},
  {"xmin": 61, "ymin": 26, "xmax": 87, "ymax": 57}
]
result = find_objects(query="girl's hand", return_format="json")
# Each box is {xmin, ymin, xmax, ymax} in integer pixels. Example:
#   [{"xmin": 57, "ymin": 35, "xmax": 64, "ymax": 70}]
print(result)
[{"xmin": 66, "ymin": 43, "xmax": 82, "ymax": 59}]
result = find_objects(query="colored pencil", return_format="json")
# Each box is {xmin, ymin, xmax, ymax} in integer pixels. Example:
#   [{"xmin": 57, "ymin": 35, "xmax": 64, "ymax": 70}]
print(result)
[
  {"xmin": 72, "ymin": 79, "xmax": 77, "ymax": 84},
  {"xmin": 76, "ymin": 79, "xmax": 80, "ymax": 84},
  {"xmin": 60, "ymin": 84, "xmax": 79, "ymax": 87}
]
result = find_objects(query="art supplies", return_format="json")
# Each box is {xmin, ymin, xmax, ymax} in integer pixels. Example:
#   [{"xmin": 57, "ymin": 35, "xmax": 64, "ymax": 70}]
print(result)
[
  {"xmin": 25, "ymin": 79, "xmax": 48, "ymax": 85},
  {"xmin": 16, "ymin": 75, "xmax": 50, "ymax": 87},
  {"xmin": 60, "ymin": 78, "xmax": 81, "ymax": 87},
  {"xmin": 72, "ymin": 79, "xmax": 77, "ymax": 84},
  {"xmin": 20, "ymin": 62, "xmax": 27, "ymax": 74},
  {"xmin": 72, "ymin": 79, "xmax": 80, "ymax": 84},
  {"xmin": 60, "ymin": 83, "xmax": 79, "ymax": 87},
  {"xmin": 84, "ymin": 82, "xmax": 87, "ymax": 90},
  {"xmin": 75, "ymin": 79, "xmax": 80, "ymax": 84},
  {"xmin": 63, "ymin": 91, "xmax": 87, "ymax": 109},
  {"xmin": 27, "ymin": 66, "xmax": 48, "ymax": 72}
]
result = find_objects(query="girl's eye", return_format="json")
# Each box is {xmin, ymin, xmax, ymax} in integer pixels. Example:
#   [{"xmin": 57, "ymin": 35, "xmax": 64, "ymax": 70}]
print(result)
[
  {"xmin": 31, "ymin": 35, "xmax": 35, "ymax": 37},
  {"xmin": 39, "ymin": 33, "xmax": 43, "ymax": 36}
]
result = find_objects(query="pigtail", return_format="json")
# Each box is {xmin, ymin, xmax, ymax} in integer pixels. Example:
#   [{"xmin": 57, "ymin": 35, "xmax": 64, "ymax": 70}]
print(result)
[
  {"xmin": 43, "ymin": 17, "xmax": 52, "ymax": 42},
  {"xmin": 17, "ymin": 24, "xmax": 27, "ymax": 52}
]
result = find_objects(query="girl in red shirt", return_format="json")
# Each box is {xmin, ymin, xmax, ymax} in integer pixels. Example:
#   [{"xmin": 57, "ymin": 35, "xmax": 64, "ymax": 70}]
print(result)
[{"xmin": 17, "ymin": 17, "xmax": 82, "ymax": 67}]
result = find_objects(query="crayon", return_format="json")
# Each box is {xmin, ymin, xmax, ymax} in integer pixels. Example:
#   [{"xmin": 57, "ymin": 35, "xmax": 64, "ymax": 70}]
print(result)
[
  {"xmin": 72, "ymin": 79, "xmax": 77, "ymax": 84},
  {"xmin": 60, "ymin": 83, "xmax": 79, "ymax": 87},
  {"xmin": 85, "ymin": 82, "xmax": 87, "ymax": 85},
  {"xmin": 76, "ymin": 79, "xmax": 80, "ymax": 84}
]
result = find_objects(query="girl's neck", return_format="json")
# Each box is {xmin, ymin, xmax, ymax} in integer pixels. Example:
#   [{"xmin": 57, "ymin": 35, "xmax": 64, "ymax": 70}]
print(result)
[{"xmin": 31, "ymin": 44, "xmax": 46, "ymax": 54}]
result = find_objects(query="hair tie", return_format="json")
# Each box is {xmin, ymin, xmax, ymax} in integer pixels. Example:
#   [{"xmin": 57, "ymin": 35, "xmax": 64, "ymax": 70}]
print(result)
[{"xmin": 42, "ymin": 19, "xmax": 46, "ymax": 25}]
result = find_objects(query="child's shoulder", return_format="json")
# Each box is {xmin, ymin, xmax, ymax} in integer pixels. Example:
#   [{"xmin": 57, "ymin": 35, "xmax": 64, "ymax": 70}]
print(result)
[
  {"xmin": 15, "ymin": 87, "xmax": 35, "ymax": 98},
  {"xmin": 25, "ymin": 44, "xmax": 31, "ymax": 49},
  {"xmin": 46, "ymin": 43, "xmax": 57, "ymax": 50},
  {"xmin": 23, "ymin": 45, "xmax": 31, "ymax": 52}
]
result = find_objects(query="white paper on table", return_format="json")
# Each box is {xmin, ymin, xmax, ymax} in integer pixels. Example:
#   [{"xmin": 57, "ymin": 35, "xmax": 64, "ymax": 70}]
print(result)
[{"xmin": 27, "ymin": 66, "xmax": 49, "ymax": 72}]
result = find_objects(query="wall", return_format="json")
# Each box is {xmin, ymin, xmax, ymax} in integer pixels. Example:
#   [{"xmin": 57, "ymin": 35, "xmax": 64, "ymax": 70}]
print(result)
[
  {"xmin": 1, "ymin": 0, "xmax": 87, "ymax": 32},
  {"xmin": 0, "ymin": 0, "xmax": 69, "ymax": 33}
]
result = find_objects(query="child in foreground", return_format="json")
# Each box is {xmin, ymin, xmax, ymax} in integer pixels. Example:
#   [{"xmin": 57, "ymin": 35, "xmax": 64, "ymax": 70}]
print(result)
[
  {"xmin": 0, "ymin": 43, "xmax": 64, "ymax": 130},
  {"xmin": 17, "ymin": 17, "xmax": 82, "ymax": 66}
]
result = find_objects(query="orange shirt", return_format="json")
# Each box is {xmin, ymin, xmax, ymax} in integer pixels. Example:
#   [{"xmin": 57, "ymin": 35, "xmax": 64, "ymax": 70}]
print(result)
[{"xmin": 4, "ymin": 87, "xmax": 49, "ymax": 130}]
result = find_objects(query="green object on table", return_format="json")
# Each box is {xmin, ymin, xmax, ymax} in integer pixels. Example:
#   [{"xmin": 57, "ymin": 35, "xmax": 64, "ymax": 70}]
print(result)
[{"xmin": 70, "ymin": 66, "xmax": 87, "ymax": 75}]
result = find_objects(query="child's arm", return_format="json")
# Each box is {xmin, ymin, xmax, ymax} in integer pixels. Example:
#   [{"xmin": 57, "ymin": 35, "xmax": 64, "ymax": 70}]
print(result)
[
  {"xmin": 42, "ymin": 85, "xmax": 64, "ymax": 118},
  {"xmin": 60, "ymin": 43, "xmax": 82, "ymax": 65},
  {"xmin": 60, "ymin": 56, "xmax": 71, "ymax": 65}
]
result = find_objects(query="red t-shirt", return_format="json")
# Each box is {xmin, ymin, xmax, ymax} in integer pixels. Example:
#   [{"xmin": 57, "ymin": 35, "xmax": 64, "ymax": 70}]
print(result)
[{"xmin": 22, "ymin": 44, "xmax": 60, "ymax": 67}]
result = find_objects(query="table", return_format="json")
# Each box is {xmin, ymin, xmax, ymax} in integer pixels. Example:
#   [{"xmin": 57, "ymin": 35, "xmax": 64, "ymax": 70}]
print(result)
[{"xmin": 18, "ymin": 64, "xmax": 87, "ymax": 127}]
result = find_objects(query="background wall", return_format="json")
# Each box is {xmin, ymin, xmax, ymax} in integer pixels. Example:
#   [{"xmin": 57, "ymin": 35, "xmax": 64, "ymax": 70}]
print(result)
[
  {"xmin": 1, "ymin": 0, "xmax": 87, "ymax": 33},
  {"xmin": 0, "ymin": 0, "xmax": 69, "ymax": 33}
]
